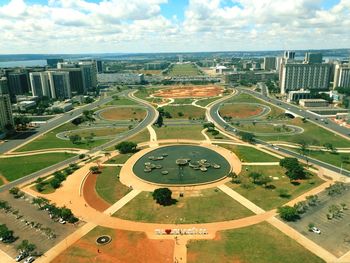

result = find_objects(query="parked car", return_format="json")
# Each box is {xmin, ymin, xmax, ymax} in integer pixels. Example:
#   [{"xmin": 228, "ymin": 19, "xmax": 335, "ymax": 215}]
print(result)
[
  {"xmin": 15, "ymin": 251, "xmax": 28, "ymax": 262},
  {"xmin": 311, "ymin": 226, "xmax": 321, "ymax": 234},
  {"xmin": 24, "ymin": 256, "xmax": 35, "ymax": 263},
  {"xmin": 59, "ymin": 218, "xmax": 66, "ymax": 224}
]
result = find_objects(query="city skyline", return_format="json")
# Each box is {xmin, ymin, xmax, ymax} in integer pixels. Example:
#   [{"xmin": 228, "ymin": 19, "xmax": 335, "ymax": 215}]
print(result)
[{"xmin": 0, "ymin": 0, "xmax": 349, "ymax": 54}]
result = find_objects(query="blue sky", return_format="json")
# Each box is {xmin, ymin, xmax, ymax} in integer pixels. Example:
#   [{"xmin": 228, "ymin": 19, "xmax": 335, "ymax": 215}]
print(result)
[{"xmin": 0, "ymin": 0, "xmax": 348, "ymax": 53}]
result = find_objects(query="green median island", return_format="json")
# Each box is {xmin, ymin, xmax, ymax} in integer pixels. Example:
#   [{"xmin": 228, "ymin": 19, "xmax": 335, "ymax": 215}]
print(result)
[{"xmin": 133, "ymin": 145, "xmax": 231, "ymax": 185}]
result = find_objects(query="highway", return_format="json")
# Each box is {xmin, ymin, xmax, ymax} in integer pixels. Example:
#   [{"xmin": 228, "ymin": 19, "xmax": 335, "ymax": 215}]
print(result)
[
  {"xmin": 0, "ymin": 89, "xmax": 158, "ymax": 192},
  {"xmin": 207, "ymin": 88, "xmax": 350, "ymax": 177}
]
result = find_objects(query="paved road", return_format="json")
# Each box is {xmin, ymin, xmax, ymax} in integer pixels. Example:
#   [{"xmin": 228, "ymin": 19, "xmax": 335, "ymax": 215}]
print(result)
[
  {"xmin": 0, "ymin": 89, "xmax": 131, "ymax": 154},
  {"xmin": 207, "ymin": 89, "xmax": 350, "ymax": 177},
  {"xmin": 240, "ymin": 86, "xmax": 350, "ymax": 138},
  {"xmin": 0, "ymin": 90, "xmax": 158, "ymax": 192}
]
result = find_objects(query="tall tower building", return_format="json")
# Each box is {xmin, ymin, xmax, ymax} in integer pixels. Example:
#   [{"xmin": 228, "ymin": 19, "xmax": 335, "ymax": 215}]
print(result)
[
  {"xmin": 334, "ymin": 63, "xmax": 350, "ymax": 89},
  {"xmin": 48, "ymin": 71, "xmax": 71, "ymax": 99},
  {"xmin": 29, "ymin": 72, "xmax": 51, "ymax": 98},
  {"xmin": 284, "ymin": 51, "xmax": 295, "ymax": 60},
  {"xmin": 0, "ymin": 77, "xmax": 14, "ymax": 133},
  {"xmin": 305, "ymin": 53, "xmax": 323, "ymax": 64},
  {"xmin": 6, "ymin": 72, "xmax": 30, "ymax": 101},
  {"xmin": 78, "ymin": 61, "xmax": 97, "ymax": 92},
  {"xmin": 263, "ymin": 57, "xmax": 277, "ymax": 70}
]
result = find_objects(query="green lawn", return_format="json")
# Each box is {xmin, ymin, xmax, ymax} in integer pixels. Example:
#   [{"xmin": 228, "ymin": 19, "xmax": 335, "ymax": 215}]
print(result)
[
  {"xmin": 234, "ymin": 123, "xmax": 292, "ymax": 134},
  {"xmin": 113, "ymin": 188, "xmax": 253, "ymax": 223},
  {"xmin": 0, "ymin": 153, "xmax": 76, "ymax": 181},
  {"xmin": 95, "ymin": 167, "xmax": 131, "ymax": 204},
  {"xmin": 134, "ymin": 87, "xmax": 163, "ymax": 101},
  {"xmin": 167, "ymin": 64, "xmax": 202, "ymax": 76},
  {"xmin": 155, "ymin": 125, "xmax": 205, "ymax": 140},
  {"xmin": 261, "ymin": 118, "xmax": 350, "ymax": 147},
  {"xmin": 187, "ymin": 222, "xmax": 324, "ymax": 263},
  {"xmin": 162, "ymin": 105, "xmax": 205, "ymax": 120},
  {"xmin": 228, "ymin": 165, "xmax": 324, "ymax": 210},
  {"xmin": 106, "ymin": 97, "xmax": 138, "ymax": 106},
  {"xmin": 196, "ymin": 97, "xmax": 221, "ymax": 107},
  {"xmin": 172, "ymin": 98, "xmax": 194, "ymax": 104},
  {"xmin": 218, "ymin": 144, "xmax": 279, "ymax": 162},
  {"xmin": 105, "ymin": 153, "xmax": 133, "ymax": 164},
  {"xmin": 16, "ymin": 123, "xmax": 110, "ymax": 152}
]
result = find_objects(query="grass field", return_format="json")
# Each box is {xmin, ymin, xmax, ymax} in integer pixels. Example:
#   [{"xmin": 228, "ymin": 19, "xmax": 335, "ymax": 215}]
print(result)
[
  {"xmin": 196, "ymin": 97, "xmax": 221, "ymax": 107},
  {"xmin": 128, "ymin": 129, "xmax": 151, "ymax": 143},
  {"xmin": 220, "ymin": 103, "xmax": 264, "ymax": 119},
  {"xmin": 155, "ymin": 125, "xmax": 205, "ymax": 140},
  {"xmin": 218, "ymin": 144, "xmax": 279, "ymax": 162},
  {"xmin": 113, "ymin": 188, "xmax": 253, "ymax": 223},
  {"xmin": 69, "ymin": 127, "xmax": 128, "ymax": 138},
  {"xmin": 134, "ymin": 87, "xmax": 162, "ymax": 101},
  {"xmin": 166, "ymin": 63, "xmax": 202, "ymax": 76},
  {"xmin": 162, "ymin": 105, "xmax": 205, "ymax": 120},
  {"xmin": 234, "ymin": 123, "xmax": 293, "ymax": 134},
  {"xmin": 0, "ymin": 153, "xmax": 76, "ymax": 182},
  {"xmin": 16, "ymin": 123, "xmax": 110, "ymax": 152},
  {"xmin": 172, "ymin": 98, "xmax": 194, "ymax": 104},
  {"xmin": 228, "ymin": 165, "xmax": 324, "ymax": 210},
  {"xmin": 95, "ymin": 167, "xmax": 130, "ymax": 204},
  {"xmin": 187, "ymin": 222, "xmax": 324, "ymax": 263},
  {"xmin": 105, "ymin": 153, "xmax": 133, "ymax": 164},
  {"xmin": 106, "ymin": 96, "xmax": 138, "ymax": 106},
  {"xmin": 262, "ymin": 118, "xmax": 350, "ymax": 147},
  {"xmin": 100, "ymin": 107, "xmax": 146, "ymax": 121}
]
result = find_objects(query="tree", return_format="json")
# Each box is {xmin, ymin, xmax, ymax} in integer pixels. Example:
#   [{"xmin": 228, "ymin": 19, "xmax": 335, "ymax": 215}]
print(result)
[
  {"xmin": 50, "ymin": 178, "xmax": 61, "ymax": 189},
  {"xmin": 104, "ymin": 152, "xmax": 111, "ymax": 160},
  {"xmin": 69, "ymin": 134, "xmax": 82, "ymax": 145},
  {"xmin": 31, "ymin": 197, "xmax": 49, "ymax": 209},
  {"xmin": 259, "ymin": 175, "xmax": 273, "ymax": 188},
  {"xmin": 17, "ymin": 240, "xmax": 36, "ymax": 253},
  {"xmin": 203, "ymin": 122, "xmax": 215, "ymax": 129},
  {"xmin": 278, "ymin": 206, "xmax": 300, "ymax": 221},
  {"xmin": 299, "ymin": 140, "xmax": 308, "ymax": 156},
  {"xmin": 279, "ymin": 158, "xmax": 299, "ymax": 170},
  {"xmin": 82, "ymin": 110, "xmax": 95, "ymax": 123},
  {"xmin": 154, "ymin": 112, "xmax": 164, "ymax": 127},
  {"xmin": 152, "ymin": 188, "xmax": 176, "ymax": 206},
  {"xmin": 248, "ymin": 172, "xmax": 262, "ymax": 184},
  {"xmin": 178, "ymin": 112, "xmax": 184, "ymax": 117},
  {"xmin": 286, "ymin": 165, "xmax": 306, "ymax": 181},
  {"xmin": 89, "ymin": 166, "xmax": 100, "ymax": 174},
  {"xmin": 239, "ymin": 132, "xmax": 255, "ymax": 143},
  {"xmin": 0, "ymin": 224, "xmax": 15, "ymax": 243},
  {"xmin": 115, "ymin": 141, "xmax": 137, "ymax": 154},
  {"xmin": 278, "ymin": 188, "xmax": 291, "ymax": 198}
]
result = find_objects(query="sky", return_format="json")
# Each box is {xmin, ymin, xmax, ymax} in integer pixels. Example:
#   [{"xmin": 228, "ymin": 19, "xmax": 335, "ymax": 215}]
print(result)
[{"xmin": 0, "ymin": 0, "xmax": 349, "ymax": 54}]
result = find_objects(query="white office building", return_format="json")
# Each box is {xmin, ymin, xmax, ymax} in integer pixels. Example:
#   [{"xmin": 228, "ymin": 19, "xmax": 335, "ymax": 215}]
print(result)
[
  {"xmin": 0, "ymin": 77, "xmax": 14, "ymax": 134},
  {"xmin": 48, "ymin": 71, "xmax": 71, "ymax": 99},
  {"xmin": 29, "ymin": 72, "xmax": 51, "ymax": 97},
  {"xmin": 333, "ymin": 63, "xmax": 350, "ymax": 89}
]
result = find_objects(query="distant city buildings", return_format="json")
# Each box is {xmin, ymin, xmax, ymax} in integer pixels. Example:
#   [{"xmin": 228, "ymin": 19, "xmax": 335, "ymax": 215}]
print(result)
[
  {"xmin": 0, "ymin": 77, "xmax": 14, "ymax": 135},
  {"xmin": 263, "ymin": 57, "xmax": 277, "ymax": 71},
  {"xmin": 6, "ymin": 71, "xmax": 30, "ymax": 101},
  {"xmin": 29, "ymin": 72, "xmax": 50, "ymax": 97},
  {"xmin": 304, "ymin": 53, "xmax": 323, "ymax": 64},
  {"xmin": 46, "ymin": 58, "xmax": 64, "ymax": 68}
]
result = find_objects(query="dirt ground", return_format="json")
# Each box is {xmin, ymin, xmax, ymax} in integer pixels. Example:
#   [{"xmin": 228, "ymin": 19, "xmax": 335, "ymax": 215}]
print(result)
[
  {"xmin": 100, "ymin": 108, "xmax": 146, "ymax": 121},
  {"xmin": 0, "ymin": 174, "xmax": 9, "ymax": 185},
  {"xmin": 153, "ymin": 86, "xmax": 223, "ymax": 98},
  {"xmin": 83, "ymin": 173, "xmax": 110, "ymax": 212},
  {"xmin": 53, "ymin": 227, "xmax": 174, "ymax": 263}
]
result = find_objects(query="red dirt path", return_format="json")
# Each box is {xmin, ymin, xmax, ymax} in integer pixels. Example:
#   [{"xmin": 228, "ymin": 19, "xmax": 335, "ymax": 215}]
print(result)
[
  {"xmin": 153, "ymin": 85, "xmax": 223, "ymax": 98},
  {"xmin": 83, "ymin": 173, "xmax": 110, "ymax": 212},
  {"xmin": 53, "ymin": 228, "xmax": 174, "ymax": 263}
]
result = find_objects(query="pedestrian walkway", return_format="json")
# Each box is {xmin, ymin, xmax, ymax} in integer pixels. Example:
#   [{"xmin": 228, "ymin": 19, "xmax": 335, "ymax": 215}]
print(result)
[
  {"xmin": 103, "ymin": 189, "xmax": 141, "ymax": 215},
  {"xmin": 147, "ymin": 125, "xmax": 159, "ymax": 147},
  {"xmin": 218, "ymin": 184, "xmax": 265, "ymax": 214},
  {"xmin": 242, "ymin": 162, "xmax": 280, "ymax": 166}
]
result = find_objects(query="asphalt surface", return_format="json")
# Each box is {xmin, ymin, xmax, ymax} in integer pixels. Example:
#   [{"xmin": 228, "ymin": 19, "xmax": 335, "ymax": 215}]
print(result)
[
  {"xmin": 208, "ymin": 88, "xmax": 350, "ymax": 177},
  {"xmin": 0, "ymin": 89, "xmax": 158, "ymax": 192}
]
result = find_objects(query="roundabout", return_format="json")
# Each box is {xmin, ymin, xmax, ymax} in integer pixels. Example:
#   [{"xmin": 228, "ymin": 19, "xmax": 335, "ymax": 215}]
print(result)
[{"xmin": 132, "ymin": 145, "xmax": 232, "ymax": 185}]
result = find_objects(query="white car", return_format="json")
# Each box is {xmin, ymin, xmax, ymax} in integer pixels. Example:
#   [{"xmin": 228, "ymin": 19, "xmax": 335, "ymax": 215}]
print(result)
[
  {"xmin": 24, "ymin": 257, "xmax": 35, "ymax": 263},
  {"xmin": 59, "ymin": 218, "xmax": 66, "ymax": 224},
  {"xmin": 15, "ymin": 251, "xmax": 28, "ymax": 262},
  {"xmin": 311, "ymin": 227, "xmax": 321, "ymax": 234}
]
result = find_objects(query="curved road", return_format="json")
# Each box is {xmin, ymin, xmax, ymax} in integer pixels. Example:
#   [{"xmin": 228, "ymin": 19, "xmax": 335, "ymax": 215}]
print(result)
[
  {"xmin": 0, "ymin": 90, "xmax": 158, "ymax": 192},
  {"xmin": 207, "ymin": 88, "xmax": 350, "ymax": 177}
]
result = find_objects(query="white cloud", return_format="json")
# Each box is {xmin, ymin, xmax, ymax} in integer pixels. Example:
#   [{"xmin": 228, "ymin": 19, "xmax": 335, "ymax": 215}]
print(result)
[{"xmin": 0, "ymin": 0, "xmax": 348, "ymax": 53}]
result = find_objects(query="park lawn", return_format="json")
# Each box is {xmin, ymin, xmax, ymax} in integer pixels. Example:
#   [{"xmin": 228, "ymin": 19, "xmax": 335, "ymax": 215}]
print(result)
[
  {"xmin": 218, "ymin": 144, "xmax": 279, "ymax": 162},
  {"xmin": 261, "ymin": 118, "xmax": 350, "ymax": 147},
  {"xmin": 16, "ymin": 123, "xmax": 109, "ymax": 152},
  {"xmin": 172, "ymin": 98, "xmax": 194, "ymax": 104},
  {"xmin": 155, "ymin": 125, "xmax": 205, "ymax": 140},
  {"xmin": 100, "ymin": 107, "xmax": 146, "ymax": 121},
  {"xmin": 70, "ymin": 127, "xmax": 128, "ymax": 137},
  {"xmin": 105, "ymin": 153, "xmax": 133, "ymax": 164},
  {"xmin": 283, "ymin": 147, "xmax": 350, "ymax": 172},
  {"xmin": 196, "ymin": 97, "xmax": 221, "ymax": 107},
  {"xmin": 167, "ymin": 64, "xmax": 202, "ymax": 76},
  {"xmin": 128, "ymin": 129, "xmax": 151, "ymax": 144},
  {"xmin": 106, "ymin": 97, "xmax": 138, "ymax": 106},
  {"xmin": 0, "ymin": 153, "xmax": 76, "ymax": 181},
  {"xmin": 187, "ymin": 222, "xmax": 325, "ymax": 263},
  {"xmin": 134, "ymin": 87, "xmax": 163, "ymax": 101},
  {"xmin": 228, "ymin": 165, "xmax": 324, "ymax": 210},
  {"xmin": 95, "ymin": 167, "xmax": 130, "ymax": 204},
  {"xmin": 234, "ymin": 122, "xmax": 292, "ymax": 134},
  {"xmin": 113, "ymin": 188, "xmax": 253, "ymax": 223},
  {"xmin": 162, "ymin": 105, "xmax": 205, "ymax": 120},
  {"xmin": 219, "ymin": 103, "xmax": 264, "ymax": 119}
]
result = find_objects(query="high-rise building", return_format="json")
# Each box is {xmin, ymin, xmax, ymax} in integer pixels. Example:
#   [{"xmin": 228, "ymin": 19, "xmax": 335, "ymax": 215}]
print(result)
[
  {"xmin": 263, "ymin": 57, "xmax": 277, "ymax": 70},
  {"xmin": 284, "ymin": 51, "xmax": 295, "ymax": 60},
  {"xmin": 59, "ymin": 68, "xmax": 85, "ymax": 95},
  {"xmin": 47, "ymin": 58, "xmax": 64, "ymax": 68},
  {"xmin": 29, "ymin": 72, "xmax": 51, "ymax": 98},
  {"xmin": 79, "ymin": 61, "xmax": 97, "ymax": 91},
  {"xmin": 48, "ymin": 71, "xmax": 71, "ymax": 99},
  {"xmin": 96, "ymin": 60, "xmax": 103, "ymax": 73},
  {"xmin": 0, "ymin": 77, "xmax": 14, "ymax": 133},
  {"xmin": 305, "ymin": 53, "xmax": 323, "ymax": 64},
  {"xmin": 280, "ymin": 63, "xmax": 331, "ymax": 94},
  {"xmin": 6, "ymin": 72, "xmax": 30, "ymax": 101},
  {"xmin": 333, "ymin": 63, "xmax": 350, "ymax": 89}
]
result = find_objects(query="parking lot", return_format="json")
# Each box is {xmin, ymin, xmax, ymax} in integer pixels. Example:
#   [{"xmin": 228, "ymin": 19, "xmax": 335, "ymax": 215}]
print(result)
[
  {"xmin": 288, "ymin": 184, "xmax": 350, "ymax": 257},
  {"xmin": 0, "ymin": 191, "xmax": 84, "ymax": 259}
]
